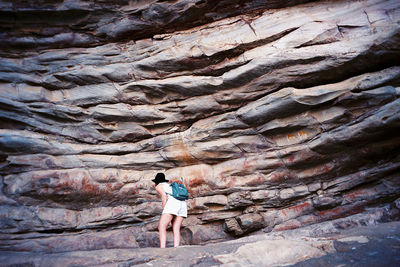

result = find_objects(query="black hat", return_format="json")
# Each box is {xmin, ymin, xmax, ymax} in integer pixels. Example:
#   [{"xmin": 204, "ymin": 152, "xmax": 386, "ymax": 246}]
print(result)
[{"xmin": 152, "ymin": 172, "xmax": 168, "ymax": 185}]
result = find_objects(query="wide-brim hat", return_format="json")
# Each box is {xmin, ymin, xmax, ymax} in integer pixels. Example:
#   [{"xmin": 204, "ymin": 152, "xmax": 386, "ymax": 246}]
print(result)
[{"xmin": 152, "ymin": 172, "xmax": 168, "ymax": 184}]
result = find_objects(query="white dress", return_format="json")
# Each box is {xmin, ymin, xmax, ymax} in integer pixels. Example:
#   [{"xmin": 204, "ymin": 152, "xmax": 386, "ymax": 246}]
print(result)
[{"xmin": 160, "ymin": 182, "xmax": 187, "ymax": 217}]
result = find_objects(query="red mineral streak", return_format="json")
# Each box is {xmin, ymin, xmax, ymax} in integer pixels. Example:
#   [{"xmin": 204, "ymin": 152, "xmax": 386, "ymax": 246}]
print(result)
[
  {"xmin": 189, "ymin": 177, "xmax": 204, "ymax": 187},
  {"xmin": 322, "ymin": 164, "xmax": 331, "ymax": 173},
  {"xmin": 246, "ymin": 175, "xmax": 264, "ymax": 186},
  {"xmin": 130, "ymin": 188, "xmax": 140, "ymax": 195},
  {"xmin": 269, "ymin": 172, "xmax": 285, "ymax": 183},
  {"xmin": 227, "ymin": 176, "xmax": 238, "ymax": 187},
  {"xmin": 343, "ymin": 187, "xmax": 378, "ymax": 201},
  {"xmin": 274, "ymin": 220, "xmax": 301, "ymax": 231},
  {"xmin": 113, "ymin": 207, "xmax": 123, "ymax": 214},
  {"xmin": 288, "ymin": 201, "xmax": 311, "ymax": 213},
  {"xmin": 106, "ymin": 183, "xmax": 113, "ymax": 191},
  {"xmin": 287, "ymin": 155, "xmax": 295, "ymax": 162},
  {"xmin": 243, "ymin": 159, "xmax": 252, "ymax": 170},
  {"xmin": 80, "ymin": 177, "xmax": 100, "ymax": 195},
  {"xmin": 317, "ymin": 203, "xmax": 364, "ymax": 221}
]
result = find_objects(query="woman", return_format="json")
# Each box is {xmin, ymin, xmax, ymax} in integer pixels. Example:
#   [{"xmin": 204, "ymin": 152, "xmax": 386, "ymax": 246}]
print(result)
[{"xmin": 152, "ymin": 172, "xmax": 187, "ymax": 248}]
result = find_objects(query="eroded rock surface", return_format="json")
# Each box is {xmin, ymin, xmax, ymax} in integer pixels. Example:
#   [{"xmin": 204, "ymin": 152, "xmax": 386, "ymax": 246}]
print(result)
[{"xmin": 0, "ymin": 0, "xmax": 400, "ymax": 257}]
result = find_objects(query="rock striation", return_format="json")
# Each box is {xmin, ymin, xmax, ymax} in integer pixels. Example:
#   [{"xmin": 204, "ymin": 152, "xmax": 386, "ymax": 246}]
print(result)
[{"xmin": 0, "ymin": 0, "xmax": 400, "ymax": 255}]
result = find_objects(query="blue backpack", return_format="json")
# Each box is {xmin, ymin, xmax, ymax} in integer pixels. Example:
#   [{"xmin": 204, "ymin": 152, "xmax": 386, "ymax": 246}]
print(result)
[{"xmin": 168, "ymin": 178, "xmax": 189, "ymax": 201}]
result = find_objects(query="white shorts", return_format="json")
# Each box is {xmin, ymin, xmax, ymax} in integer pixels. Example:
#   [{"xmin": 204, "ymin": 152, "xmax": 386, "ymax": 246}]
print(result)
[{"xmin": 163, "ymin": 196, "xmax": 187, "ymax": 217}]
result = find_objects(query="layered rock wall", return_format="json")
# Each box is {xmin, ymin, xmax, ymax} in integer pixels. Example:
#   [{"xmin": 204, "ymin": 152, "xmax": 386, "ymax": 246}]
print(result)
[{"xmin": 0, "ymin": 0, "xmax": 399, "ymax": 252}]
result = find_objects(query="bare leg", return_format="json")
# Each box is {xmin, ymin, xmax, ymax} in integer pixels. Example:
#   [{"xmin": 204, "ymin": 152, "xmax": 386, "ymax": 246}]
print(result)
[
  {"xmin": 172, "ymin": 216, "xmax": 184, "ymax": 247},
  {"xmin": 158, "ymin": 213, "xmax": 173, "ymax": 248}
]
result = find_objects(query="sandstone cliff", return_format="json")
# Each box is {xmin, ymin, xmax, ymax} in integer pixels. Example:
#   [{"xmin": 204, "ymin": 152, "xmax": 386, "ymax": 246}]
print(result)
[{"xmin": 0, "ymin": 0, "xmax": 399, "ymax": 254}]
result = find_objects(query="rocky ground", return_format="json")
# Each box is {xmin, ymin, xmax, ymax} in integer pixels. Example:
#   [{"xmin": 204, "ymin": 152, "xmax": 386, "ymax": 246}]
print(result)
[
  {"xmin": 291, "ymin": 223, "xmax": 400, "ymax": 267},
  {"xmin": 1, "ymin": 212, "xmax": 399, "ymax": 267}
]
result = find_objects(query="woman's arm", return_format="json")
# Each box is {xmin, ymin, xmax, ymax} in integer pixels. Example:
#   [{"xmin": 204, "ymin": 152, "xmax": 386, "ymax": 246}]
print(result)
[{"xmin": 155, "ymin": 184, "xmax": 168, "ymax": 209}]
